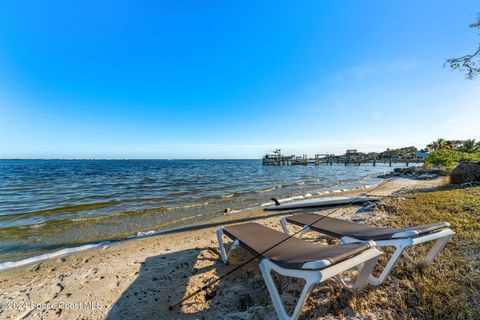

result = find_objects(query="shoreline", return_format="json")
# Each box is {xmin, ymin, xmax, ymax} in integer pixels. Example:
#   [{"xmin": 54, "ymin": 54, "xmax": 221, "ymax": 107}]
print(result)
[
  {"xmin": 0, "ymin": 161, "xmax": 406, "ymax": 265},
  {"xmin": 0, "ymin": 177, "xmax": 447, "ymax": 320},
  {"xmin": 0, "ymin": 181, "xmax": 384, "ymax": 270}
]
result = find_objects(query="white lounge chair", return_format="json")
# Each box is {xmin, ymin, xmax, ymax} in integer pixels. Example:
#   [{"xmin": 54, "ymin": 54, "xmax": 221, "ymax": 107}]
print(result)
[
  {"xmin": 216, "ymin": 222, "xmax": 382, "ymax": 320},
  {"xmin": 280, "ymin": 214, "xmax": 454, "ymax": 286}
]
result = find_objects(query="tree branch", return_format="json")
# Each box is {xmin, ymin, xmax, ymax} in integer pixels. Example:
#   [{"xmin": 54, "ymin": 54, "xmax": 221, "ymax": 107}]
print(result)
[{"xmin": 446, "ymin": 15, "xmax": 480, "ymax": 80}]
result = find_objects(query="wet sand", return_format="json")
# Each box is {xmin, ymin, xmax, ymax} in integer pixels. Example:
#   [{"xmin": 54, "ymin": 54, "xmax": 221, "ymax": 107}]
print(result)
[{"xmin": 0, "ymin": 178, "xmax": 445, "ymax": 320}]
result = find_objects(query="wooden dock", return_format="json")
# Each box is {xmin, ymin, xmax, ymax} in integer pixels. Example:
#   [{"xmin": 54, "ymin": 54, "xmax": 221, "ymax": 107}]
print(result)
[{"xmin": 262, "ymin": 149, "xmax": 423, "ymax": 166}]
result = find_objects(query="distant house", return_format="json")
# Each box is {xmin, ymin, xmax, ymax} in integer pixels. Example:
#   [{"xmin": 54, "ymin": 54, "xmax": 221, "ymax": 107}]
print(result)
[
  {"xmin": 416, "ymin": 151, "xmax": 429, "ymax": 158},
  {"xmin": 344, "ymin": 149, "xmax": 361, "ymax": 161},
  {"xmin": 447, "ymin": 140, "xmax": 465, "ymax": 150}
]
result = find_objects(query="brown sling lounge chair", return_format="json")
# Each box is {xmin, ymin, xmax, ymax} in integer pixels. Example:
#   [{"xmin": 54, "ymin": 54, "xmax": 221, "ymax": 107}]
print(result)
[
  {"xmin": 280, "ymin": 214, "xmax": 454, "ymax": 286},
  {"xmin": 216, "ymin": 222, "xmax": 382, "ymax": 320}
]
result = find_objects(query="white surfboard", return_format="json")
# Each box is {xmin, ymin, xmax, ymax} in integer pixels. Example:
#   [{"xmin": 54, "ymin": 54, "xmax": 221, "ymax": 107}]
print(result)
[{"xmin": 264, "ymin": 196, "xmax": 378, "ymax": 211}]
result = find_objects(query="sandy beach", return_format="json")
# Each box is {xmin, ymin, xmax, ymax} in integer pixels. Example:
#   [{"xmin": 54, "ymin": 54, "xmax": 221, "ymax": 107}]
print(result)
[{"xmin": 0, "ymin": 178, "xmax": 447, "ymax": 319}]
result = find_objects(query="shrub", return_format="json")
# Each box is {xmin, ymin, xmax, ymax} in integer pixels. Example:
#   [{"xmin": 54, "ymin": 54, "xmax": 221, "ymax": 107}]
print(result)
[{"xmin": 424, "ymin": 150, "xmax": 480, "ymax": 170}]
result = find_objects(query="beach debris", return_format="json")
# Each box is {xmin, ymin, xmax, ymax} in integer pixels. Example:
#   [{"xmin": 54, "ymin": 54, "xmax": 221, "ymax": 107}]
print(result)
[
  {"xmin": 54, "ymin": 307, "xmax": 62, "ymax": 316},
  {"xmin": 357, "ymin": 202, "xmax": 377, "ymax": 213},
  {"xmin": 460, "ymin": 181, "xmax": 480, "ymax": 187},
  {"xmin": 56, "ymin": 282, "xmax": 64, "ymax": 292},
  {"xmin": 205, "ymin": 288, "xmax": 216, "ymax": 301},
  {"xmin": 238, "ymin": 293, "xmax": 253, "ymax": 311},
  {"xmin": 135, "ymin": 230, "xmax": 156, "ymax": 238},
  {"xmin": 29, "ymin": 264, "xmax": 41, "ymax": 272}
]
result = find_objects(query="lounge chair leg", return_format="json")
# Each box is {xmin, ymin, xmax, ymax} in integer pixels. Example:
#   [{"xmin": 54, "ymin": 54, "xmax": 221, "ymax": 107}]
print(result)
[
  {"xmin": 216, "ymin": 228, "xmax": 240, "ymax": 264},
  {"xmin": 401, "ymin": 252, "xmax": 416, "ymax": 264},
  {"xmin": 280, "ymin": 219, "xmax": 311, "ymax": 237},
  {"xmin": 216, "ymin": 228, "xmax": 229, "ymax": 263},
  {"xmin": 341, "ymin": 236, "xmax": 405, "ymax": 286},
  {"xmin": 334, "ymin": 254, "xmax": 381, "ymax": 289},
  {"xmin": 421, "ymin": 234, "xmax": 453, "ymax": 266},
  {"xmin": 259, "ymin": 259, "xmax": 316, "ymax": 320},
  {"xmin": 368, "ymin": 243, "xmax": 408, "ymax": 286},
  {"xmin": 280, "ymin": 218, "xmax": 289, "ymax": 235},
  {"xmin": 354, "ymin": 254, "xmax": 381, "ymax": 288},
  {"xmin": 298, "ymin": 226, "xmax": 310, "ymax": 237}
]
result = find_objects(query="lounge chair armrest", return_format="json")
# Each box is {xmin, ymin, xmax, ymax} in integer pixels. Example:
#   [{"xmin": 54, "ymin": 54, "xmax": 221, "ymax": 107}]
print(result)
[
  {"xmin": 392, "ymin": 223, "xmax": 451, "ymax": 239},
  {"xmin": 302, "ymin": 259, "xmax": 332, "ymax": 270},
  {"xmin": 302, "ymin": 241, "xmax": 376, "ymax": 270},
  {"xmin": 391, "ymin": 230, "xmax": 419, "ymax": 238},
  {"xmin": 340, "ymin": 236, "xmax": 365, "ymax": 244},
  {"xmin": 366, "ymin": 240, "xmax": 377, "ymax": 248},
  {"xmin": 340, "ymin": 238, "xmax": 377, "ymax": 249}
]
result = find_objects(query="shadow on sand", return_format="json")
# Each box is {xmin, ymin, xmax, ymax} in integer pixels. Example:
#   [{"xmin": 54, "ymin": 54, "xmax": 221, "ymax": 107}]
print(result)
[
  {"xmin": 106, "ymin": 217, "xmax": 359, "ymax": 320},
  {"xmin": 106, "ymin": 243, "xmax": 276, "ymax": 320}
]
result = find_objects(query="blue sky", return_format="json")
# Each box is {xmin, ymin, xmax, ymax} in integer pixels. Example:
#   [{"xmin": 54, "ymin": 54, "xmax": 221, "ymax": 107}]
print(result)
[{"xmin": 0, "ymin": 1, "xmax": 479, "ymax": 159}]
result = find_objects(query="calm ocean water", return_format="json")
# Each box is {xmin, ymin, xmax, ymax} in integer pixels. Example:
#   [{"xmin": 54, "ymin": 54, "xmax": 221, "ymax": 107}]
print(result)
[{"xmin": 0, "ymin": 160, "xmax": 409, "ymax": 263}]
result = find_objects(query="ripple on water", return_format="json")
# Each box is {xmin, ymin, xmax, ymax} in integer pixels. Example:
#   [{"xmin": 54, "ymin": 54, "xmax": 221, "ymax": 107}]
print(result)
[{"xmin": 0, "ymin": 159, "xmax": 417, "ymax": 262}]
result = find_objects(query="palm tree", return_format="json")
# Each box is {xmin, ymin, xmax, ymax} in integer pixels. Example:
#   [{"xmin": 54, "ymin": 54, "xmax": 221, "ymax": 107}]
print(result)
[
  {"xmin": 437, "ymin": 138, "xmax": 449, "ymax": 150},
  {"xmin": 427, "ymin": 138, "xmax": 448, "ymax": 151},
  {"xmin": 444, "ymin": 140, "xmax": 453, "ymax": 150},
  {"xmin": 462, "ymin": 139, "xmax": 479, "ymax": 153},
  {"xmin": 427, "ymin": 142, "xmax": 437, "ymax": 151}
]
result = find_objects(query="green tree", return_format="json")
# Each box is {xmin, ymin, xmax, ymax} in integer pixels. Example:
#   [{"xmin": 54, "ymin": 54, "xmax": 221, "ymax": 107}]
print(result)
[
  {"xmin": 427, "ymin": 138, "xmax": 448, "ymax": 151},
  {"xmin": 427, "ymin": 142, "xmax": 438, "ymax": 151},
  {"xmin": 462, "ymin": 139, "xmax": 479, "ymax": 153},
  {"xmin": 424, "ymin": 150, "xmax": 480, "ymax": 170},
  {"xmin": 446, "ymin": 15, "xmax": 480, "ymax": 79}
]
